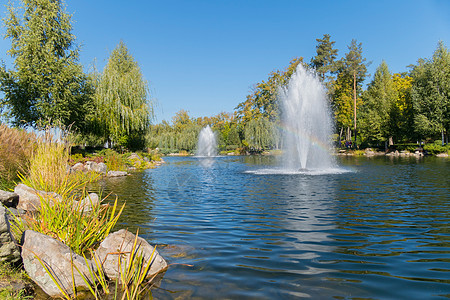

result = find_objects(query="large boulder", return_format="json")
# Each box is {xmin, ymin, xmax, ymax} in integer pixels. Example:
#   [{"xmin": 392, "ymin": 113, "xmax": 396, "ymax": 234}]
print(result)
[
  {"xmin": 14, "ymin": 184, "xmax": 62, "ymax": 212},
  {"xmin": 21, "ymin": 230, "xmax": 97, "ymax": 298},
  {"xmin": 0, "ymin": 204, "xmax": 21, "ymax": 263},
  {"xmin": 0, "ymin": 190, "xmax": 19, "ymax": 208},
  {"xmin": 95, "ymin": 229, "xmax": 167, "ymax": 280}
]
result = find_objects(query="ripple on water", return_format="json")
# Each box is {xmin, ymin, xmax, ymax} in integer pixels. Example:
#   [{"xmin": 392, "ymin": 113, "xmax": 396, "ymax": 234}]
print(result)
[{"xmin": 91, "ymin": 156, "xmax": 450, "ymax": 299}]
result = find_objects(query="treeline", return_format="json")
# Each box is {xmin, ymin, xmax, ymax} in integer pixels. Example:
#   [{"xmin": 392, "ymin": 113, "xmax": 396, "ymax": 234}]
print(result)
[
  {"xmin": 0, "ymin": 0, "xmax": 152, "ymax": 150},
  {"xmin": 150, "ymin": 36, "xmax": 449, "ymax": 154},
  {"xmin": 0, "ymin": 1, "xmax": 448, "ymax": 154}
]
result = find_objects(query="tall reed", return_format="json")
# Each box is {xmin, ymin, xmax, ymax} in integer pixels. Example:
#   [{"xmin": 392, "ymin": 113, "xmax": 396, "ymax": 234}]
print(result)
[
  {"xmin": 0, "ymin": 124, "xmax": 36, "ymax": 189},
  {"xmin": 26, "ymin": 128, "xmax": 72, "ymax": 194}
]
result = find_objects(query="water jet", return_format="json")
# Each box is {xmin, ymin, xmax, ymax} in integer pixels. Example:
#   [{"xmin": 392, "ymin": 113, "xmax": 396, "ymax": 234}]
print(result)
[
  {"xmin": 196, "ymin": 126, "xmax": 217, "ymax": 157},
  {"xmin": 279, "ymin": 64, "xmax": 335, "ymax": 171}
]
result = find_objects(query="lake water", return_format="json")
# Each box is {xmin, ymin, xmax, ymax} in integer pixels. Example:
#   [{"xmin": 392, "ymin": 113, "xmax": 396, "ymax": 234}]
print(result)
[{"xmin": 94, "ymin": 155, "xmax": 450, "ymax": 299}]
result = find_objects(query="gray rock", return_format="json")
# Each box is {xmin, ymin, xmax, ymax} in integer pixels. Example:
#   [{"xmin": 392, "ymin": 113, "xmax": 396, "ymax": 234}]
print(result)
[
  {"xmin": 71, "ymin": 162, "xmax": 85, "ymax": 173},
  {"xmin": 0, "ymin": 190, "xmax": 19, "ymax": 208},
  {"xmin": 14, "ymin": 184, "xmax": 62, "ymax": 212},
  {"xmin": 107, "ymin": 171, "xmax": 128, "ymax": 177},
  {"xmin": 128, "ymin": 153, "xmax": 141, "ymax": 161},
  {"xmin": 0, "ymin": 204, "xmax": 21, "ymax": 264},
  {"xmin": 85, "ymin": 161, "xmax": 108, "ymax": 174},
  {"xmin": 93, "ymin": 162, "xmax": 107, "ymax": 174},
  {"xmin": 95, "ymin": 229, "xmax": 167, "ymax": 280},
  {"xmin": 74, "ymin": 193, "xmax": 100, "ymax": 213},
  {"xmin": 21, "ymin": 230, "xmax": 97, "ymax": 298}
]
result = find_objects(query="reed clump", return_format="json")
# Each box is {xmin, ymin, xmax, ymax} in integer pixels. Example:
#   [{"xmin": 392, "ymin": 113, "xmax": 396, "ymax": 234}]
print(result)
[{"xmin": 0, "ymin": 125, "xmax": 36, "ymax": 189}]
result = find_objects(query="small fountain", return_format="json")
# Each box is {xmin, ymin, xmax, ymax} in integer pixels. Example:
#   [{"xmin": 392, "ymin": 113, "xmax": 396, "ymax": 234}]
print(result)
[
  {"xmin": 197, "ymin": 126, "xmax": 217, "ymax": 157},
  {"xmin": 278, "ymin": 64, "xmax": 335, "ymax": 172}
]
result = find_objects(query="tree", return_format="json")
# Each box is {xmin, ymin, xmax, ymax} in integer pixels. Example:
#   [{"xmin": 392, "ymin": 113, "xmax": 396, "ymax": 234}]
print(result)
[
  {"xmin": 310, "ymin": 34, "xmax": 338, "ymax": 86},
  {"xmin": 391, "ymin": 73, "xmax": 413, "ymax": 141},
  {"xmin": 94, "ymin": 41, "xmax": 153, "ymax": 149},
  {"xmin": 0, "ymin": 0, "xmax": 92, "ymax": 130},
  {"xmin": 338, "ymin": 39, "xmax": 369, "ymax": 146},
  {"xmin": 411, "ymin": 41, "xmax": 450, "ymax": 144},
  {"xmin": 331, "ymin": 71, "xmax": 355, "ymax": 143},
  {"xmin": 235, "ymin": 57, "xmax": 303, "ymax": 150},
  {"xmin": 360, "ymin": 61, "xmax": 397, "ymax": 146},
  {"xmin": 236, "ymin": 57, "xmax": 304, "ymax": 123}
]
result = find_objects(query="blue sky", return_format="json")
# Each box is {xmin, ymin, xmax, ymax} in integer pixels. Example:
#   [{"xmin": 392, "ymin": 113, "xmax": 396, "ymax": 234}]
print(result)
[{"xmin": 1, "ymin": 0, "xmax": 449, "ymax": 122}]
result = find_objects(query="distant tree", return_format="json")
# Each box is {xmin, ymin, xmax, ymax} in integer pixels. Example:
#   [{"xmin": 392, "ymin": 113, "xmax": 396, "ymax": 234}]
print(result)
[
  {"xmin": 94, "ymin": 41, "xmax": 153, "ymax": 149},
  {"xmin": 310, "ymin": 34, "xmax": 338, "ymax": 87},
  {"xmin": 0, "ymin": 0, "xmax": 92, "ymax": 129},
  {"xmin": 244, "ymin": 116, "xmax": 277, "ymax": 151},
  {"xmin": 332, "ymin": 72, "xmax": 356, "ymax": 143},
  {"xmin": 411, "ymin": 41, "xmax": 450, "ymax": 144},
  {"xmin": 236, "ymin": 57, "xmax": 304, "ymax": 123},
  {"xmin": 391, "ymin": 73, "xmax": 414, "ymax": 141},
  {"xmin": 360, "ymin": 61, "xmax": 397, "ymax": 147},
  {"xmin": 337, "ymin": 39, "xmax": 369, "ymax": 146}
]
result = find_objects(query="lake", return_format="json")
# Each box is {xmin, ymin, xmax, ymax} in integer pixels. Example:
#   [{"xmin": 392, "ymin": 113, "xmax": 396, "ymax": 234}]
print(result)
[{"xmin": 93, "ymin": 155, "xmax": 450, "ymax": 299}]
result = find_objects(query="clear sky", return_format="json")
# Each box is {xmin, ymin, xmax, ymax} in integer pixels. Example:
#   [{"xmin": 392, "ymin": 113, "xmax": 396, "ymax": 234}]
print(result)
[{"xmin": 1, "ymin": 0, "xmax": 449, "ymax": 123}]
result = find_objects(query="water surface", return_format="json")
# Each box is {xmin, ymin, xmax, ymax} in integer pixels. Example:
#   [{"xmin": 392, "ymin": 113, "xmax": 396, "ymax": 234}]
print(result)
[{"xmin": 93, "ymin": 156, "xmax": 450, "ymax": 299}]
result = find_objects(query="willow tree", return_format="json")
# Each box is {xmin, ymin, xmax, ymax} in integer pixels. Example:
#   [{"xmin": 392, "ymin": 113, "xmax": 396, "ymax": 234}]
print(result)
[
  {"xmin": 94, "ymin": 41, "xmax": 153, "ymax": 149},
  {"xmin": 0, "ymin": 0, "xmax": 91, "ymax": 130}
]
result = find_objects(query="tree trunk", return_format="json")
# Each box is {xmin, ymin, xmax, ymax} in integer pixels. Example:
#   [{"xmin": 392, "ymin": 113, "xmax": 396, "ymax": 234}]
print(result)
[
  {"xmin": 442, "ymin": 130, "xmax": 445, "ymax": 146},
  {"xmin": 353, "ymin": 71, "xmax": 357, "ymax": 146},
  {"xmin": 339, "ymin": 127, "xmax": 343, "ymax": 147}
]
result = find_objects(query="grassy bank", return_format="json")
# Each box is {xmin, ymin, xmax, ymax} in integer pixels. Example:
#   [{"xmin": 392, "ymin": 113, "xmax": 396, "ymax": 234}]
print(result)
[{"xmin": 0, "ymin": 125, "xmax": 165, "ymax": 299}]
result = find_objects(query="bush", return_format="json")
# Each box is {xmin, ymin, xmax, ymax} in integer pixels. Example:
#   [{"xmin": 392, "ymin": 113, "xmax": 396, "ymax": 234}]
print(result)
[
  {"xmin": 393, "ymin": 143, "xmax": 420, "ymax": 152},
  {"xmin": 97, "ymin": 148, "xmax": 128, "ymax": 171},
  {"xmin": 424, "ymin": 143, "xmax": 450, "ymax": 155}
]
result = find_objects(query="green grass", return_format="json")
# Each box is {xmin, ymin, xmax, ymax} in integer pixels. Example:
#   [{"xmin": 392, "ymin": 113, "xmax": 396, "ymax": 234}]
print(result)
[
  {"xmin": 10, "ymin": 189, "xmax": 124, "ymax": 255},
  {"xmin": 0, "ymin": 262, "xmax": 33, "ymax": 300}
]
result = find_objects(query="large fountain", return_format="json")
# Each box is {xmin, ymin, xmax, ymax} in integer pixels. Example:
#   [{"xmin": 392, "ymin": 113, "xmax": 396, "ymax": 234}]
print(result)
[
  {"xmin": 197, "ymin": 126, "xmax": 217, "ymax": 157},
  {"xmin": 278, "ymin": 64, "xmax": 335, "ymax": 172}
]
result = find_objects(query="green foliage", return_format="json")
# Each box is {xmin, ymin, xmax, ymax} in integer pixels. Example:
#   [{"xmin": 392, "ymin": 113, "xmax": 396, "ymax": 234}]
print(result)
[
  {"xmin": 360, "ymin": 61, "xmax": 397, "ymax": 143},
  {"xmin": 0, "ymin": 261, "xmax": 33, "ymax": 300},
  {"xmin": 97, "ymin": 149, "xmax": 128, "ymax": 171},
  {"xmin": 93, "ymin": 41, "xmax": 153, "ymax": 149},
  {"xmin": 236, "ymin": 57, "xmax": 304, "ymax": 124},
  {"xmin": 244, "ymin": 116, "xmax": 278, "ymax": 151},
  {"xmin": 310, "ymin": 34, "xmax": 338, "ymax": 85},
  {"xmin": 11, "ymin": 189, "xmax": 124, "ymax": 255},
  {"xmin": 411, "ymin": 41, "xmax": 450, "ymax": 141},
  {"xmin": 0, "ymin": 0, "xmax": 92, "ymax": 130},
  {"xmin": 424, "ymin": 141, "xmax": 450, "ymax": 154}
]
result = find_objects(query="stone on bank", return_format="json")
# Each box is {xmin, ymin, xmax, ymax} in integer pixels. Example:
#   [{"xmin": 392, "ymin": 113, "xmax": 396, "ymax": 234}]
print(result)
[
  {"xmin": 95, "ymin": 229, "xmax": 167, "ymax": 280},
  {"xmin": 21, "ymin": 230, "xmax": 97, "ymax": 298},
  {"xmin": 0, "ymin": 204, "xmax": 21, "ymax": 264}
]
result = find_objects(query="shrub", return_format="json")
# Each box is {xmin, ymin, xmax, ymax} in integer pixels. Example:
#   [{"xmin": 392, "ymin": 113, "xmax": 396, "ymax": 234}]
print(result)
[
  {"xmin": 424, "ymin": 143, "xmax": 450, "ymax": 155},
  {"xmin": 97, "ymin": 149, "xmax": 128, "ymax": 171}
]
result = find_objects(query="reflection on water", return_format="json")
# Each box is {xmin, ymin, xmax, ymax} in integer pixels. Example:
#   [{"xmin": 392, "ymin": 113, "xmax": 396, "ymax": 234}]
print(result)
[{"xmin": 92, "ymin": 156, "xmax": 450, "ymax": 299}]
